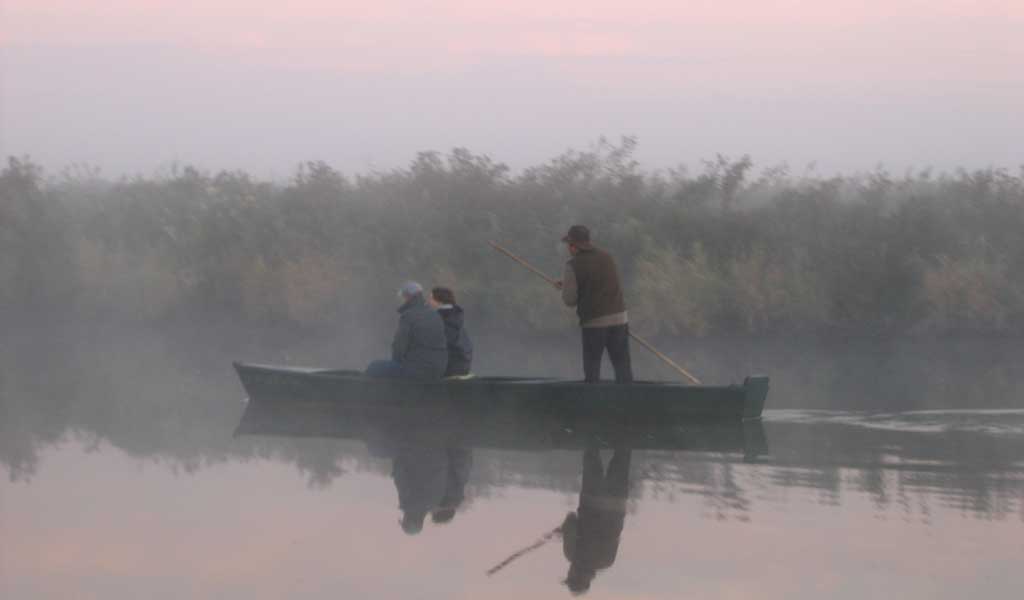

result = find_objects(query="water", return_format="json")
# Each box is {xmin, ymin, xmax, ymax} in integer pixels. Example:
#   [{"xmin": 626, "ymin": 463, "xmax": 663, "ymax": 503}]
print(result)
[{"xmin": 2, "ymin": 324, "xmax": 1023, "ymax": 598}]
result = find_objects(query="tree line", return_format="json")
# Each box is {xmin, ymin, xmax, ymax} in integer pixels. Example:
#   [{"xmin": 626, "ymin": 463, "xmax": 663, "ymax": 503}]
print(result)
[{"xmin": 3, "ymin": 138, "xmax": 1023, "ymax": 337}]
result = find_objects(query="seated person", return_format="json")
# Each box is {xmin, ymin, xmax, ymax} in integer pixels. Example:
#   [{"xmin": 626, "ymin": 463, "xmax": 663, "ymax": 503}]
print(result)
[
  {"xmin": 366, "ymin": 281, "xmax": 448, "ymax": 379},
  {"xmin": 429, "ymin": 286, "xmax": 474, "ymax": 378}
]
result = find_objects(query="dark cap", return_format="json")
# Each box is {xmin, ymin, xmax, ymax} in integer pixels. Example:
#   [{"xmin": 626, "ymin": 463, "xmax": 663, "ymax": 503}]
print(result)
[
  {"xmin": 561, "ymin": 225, "xmax": 593, "ymax": 248},
  {"xmin": 564, "ymin": 563, "xmax": 596, "ymax": 594}
]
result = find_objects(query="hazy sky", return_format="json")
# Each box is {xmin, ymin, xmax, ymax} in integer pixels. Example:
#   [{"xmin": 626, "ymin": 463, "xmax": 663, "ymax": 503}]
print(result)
[{"xmin": 2, "ymin": 1, "xmax": 1022, "ymax": 177}]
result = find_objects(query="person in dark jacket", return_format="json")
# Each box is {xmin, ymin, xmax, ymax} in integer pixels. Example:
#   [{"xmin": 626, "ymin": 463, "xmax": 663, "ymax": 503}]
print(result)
[
  {"xmin": 366, "ymin": 281, "xmax": 448, "ymax": 379},
  {"xmin": 561, "ymin": 446, "xmax": 632, "ymax": 594},
  {"xmin": 429, "ymin": 286, "xmax": 474, "ymax": 377},
  {"xmin": 556, "ymin": 225, "xmax": 634, "ymax": 383}
]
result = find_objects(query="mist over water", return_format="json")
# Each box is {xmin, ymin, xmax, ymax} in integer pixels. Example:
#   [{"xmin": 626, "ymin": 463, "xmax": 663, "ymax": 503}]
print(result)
[
  {"xmin": 2, "ymin": 322, "xmax": 1023, "ymax": 598},
  {"xmin": 4, "ymin": 141, "xmax": 1024, "ymax": 600},
  {"xmin": 5, "ymin": 0, "xmax": 1024, "ymax": 594}
]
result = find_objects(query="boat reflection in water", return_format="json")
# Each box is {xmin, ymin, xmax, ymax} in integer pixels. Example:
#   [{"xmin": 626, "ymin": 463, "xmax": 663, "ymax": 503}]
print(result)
[{"xmin": 235, "ymin": 396, "xmax": 767, "ymax": 595}]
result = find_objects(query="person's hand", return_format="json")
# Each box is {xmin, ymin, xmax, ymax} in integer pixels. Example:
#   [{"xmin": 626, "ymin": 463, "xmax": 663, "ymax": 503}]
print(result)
[{"xmin": 554, "ymin": 280, "xmax": 563, "ymax": 290}]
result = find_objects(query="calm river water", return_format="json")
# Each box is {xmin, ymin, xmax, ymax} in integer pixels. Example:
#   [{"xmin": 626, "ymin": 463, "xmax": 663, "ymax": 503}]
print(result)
[{"xmin": 2, "ymin": 324, "xmax": 1022, "ymax": 599}]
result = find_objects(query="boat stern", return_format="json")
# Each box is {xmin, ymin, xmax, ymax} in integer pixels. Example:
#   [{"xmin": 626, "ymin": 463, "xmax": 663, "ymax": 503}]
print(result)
[{"xmin": 741, "ymin": 375, "xmax": 770, "ymax": 420}]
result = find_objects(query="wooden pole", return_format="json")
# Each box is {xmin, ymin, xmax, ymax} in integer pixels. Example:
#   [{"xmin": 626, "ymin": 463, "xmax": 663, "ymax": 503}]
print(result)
[
  {"xmin": 628, "ymin": 331, "xmax": 702, "ymax": 385},
  {"xmin": 488, "ymin": 241, "xmax": 702, "ymax": 385},
  {"xmin": 488, "ymin": 241, "xmax": 561, "ymax": 287}
]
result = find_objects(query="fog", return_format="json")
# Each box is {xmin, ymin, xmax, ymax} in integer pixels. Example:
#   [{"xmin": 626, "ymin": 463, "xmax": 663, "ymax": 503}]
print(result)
[
  {"xmin": 4, "ymin": 319, "xmax": 1023, "ymax": 599},
  {"xmin": 4, "ymin": 4, "xmax": 1024, "ymax": 598}
]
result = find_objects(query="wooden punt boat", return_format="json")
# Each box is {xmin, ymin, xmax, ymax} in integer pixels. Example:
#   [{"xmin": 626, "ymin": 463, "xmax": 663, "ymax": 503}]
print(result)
[{"xmin": 233, "ymin": 362, "xmax": 769, "ymax": 422}]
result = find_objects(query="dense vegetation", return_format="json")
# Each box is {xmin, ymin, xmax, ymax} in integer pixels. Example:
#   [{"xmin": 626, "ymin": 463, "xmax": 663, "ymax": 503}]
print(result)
[{"xmin": 3, "ymin": 138, "xmax": 1023, "ymax": 337}]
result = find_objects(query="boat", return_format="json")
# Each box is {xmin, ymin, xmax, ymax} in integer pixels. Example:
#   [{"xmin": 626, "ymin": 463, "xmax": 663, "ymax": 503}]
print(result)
[{"xmin": 233, "ymin": 362, "xmax": 770, "ymax": 422}]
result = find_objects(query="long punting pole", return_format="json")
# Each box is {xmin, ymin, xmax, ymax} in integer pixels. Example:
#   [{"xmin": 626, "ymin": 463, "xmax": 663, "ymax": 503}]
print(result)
[{"xmin": 488, "ymin": 241, "xmax": 703, "ymax": 385}]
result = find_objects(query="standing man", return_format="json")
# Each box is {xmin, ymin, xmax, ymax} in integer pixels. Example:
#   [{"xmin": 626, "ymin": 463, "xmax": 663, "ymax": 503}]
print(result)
[
  {"xmin": 557, "ymin": 225, "xmax": 634, "ymax": 383},
  {"xmin": 366, "ymin": 281, "xmax": 448, "ymax": 379}
]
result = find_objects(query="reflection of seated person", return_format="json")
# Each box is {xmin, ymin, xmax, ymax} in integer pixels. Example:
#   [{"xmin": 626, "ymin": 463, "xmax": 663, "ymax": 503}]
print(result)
[
  {"xmin": 432, "ymin": 447, "xmax": 473, "ymax": 524},
  {"xmin": 392, "ymin": 445, "xmax": 448, "ymax": 535},
  {"xmin": 562, "ymin": 447, "xmax": 631, "ymax": 595},
  {"xmin": 392, "ymin": 444, "xmax": 473, "ymax": 534}
]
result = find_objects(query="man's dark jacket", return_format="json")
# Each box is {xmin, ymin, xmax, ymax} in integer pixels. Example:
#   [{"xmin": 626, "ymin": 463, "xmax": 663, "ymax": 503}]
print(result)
[
  {"xmin": 438, "ymin": 305, "xmax": 473, "ymax": 376},
  {"xmin": 392, "ymin": 294, "xmax": 448, "ymax": 378},
  {"xmin": 566, "ymin": 247, "xmax": 626, "ymax": 325}
]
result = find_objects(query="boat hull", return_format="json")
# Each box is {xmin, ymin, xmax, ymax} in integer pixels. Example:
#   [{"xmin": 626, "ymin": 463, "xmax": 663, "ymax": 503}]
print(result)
[{"xmin": 233, "ymin": 362, "xmax": 769, "ymax": 422}]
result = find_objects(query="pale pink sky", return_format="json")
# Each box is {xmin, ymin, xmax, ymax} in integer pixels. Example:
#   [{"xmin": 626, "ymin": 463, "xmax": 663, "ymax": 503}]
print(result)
[{"xmin": 2, "ymin": 1, "xmax": 1022, "ymax": 175}]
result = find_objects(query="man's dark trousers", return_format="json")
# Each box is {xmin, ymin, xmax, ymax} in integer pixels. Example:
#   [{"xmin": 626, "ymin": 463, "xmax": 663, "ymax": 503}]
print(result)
[{"xmin": 581, "ymin": 324, "xmax": 633, "ymax": 383}]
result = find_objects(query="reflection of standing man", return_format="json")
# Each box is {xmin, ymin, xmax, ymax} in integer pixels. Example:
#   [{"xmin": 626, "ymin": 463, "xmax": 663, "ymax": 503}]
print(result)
[
  {"xmin": 562, "ymin": 447, "xmax": 632, "ymax": 594},
  {"xmin": 557, "ymin": 225, "xmax": 633, "ymax": 383}
]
